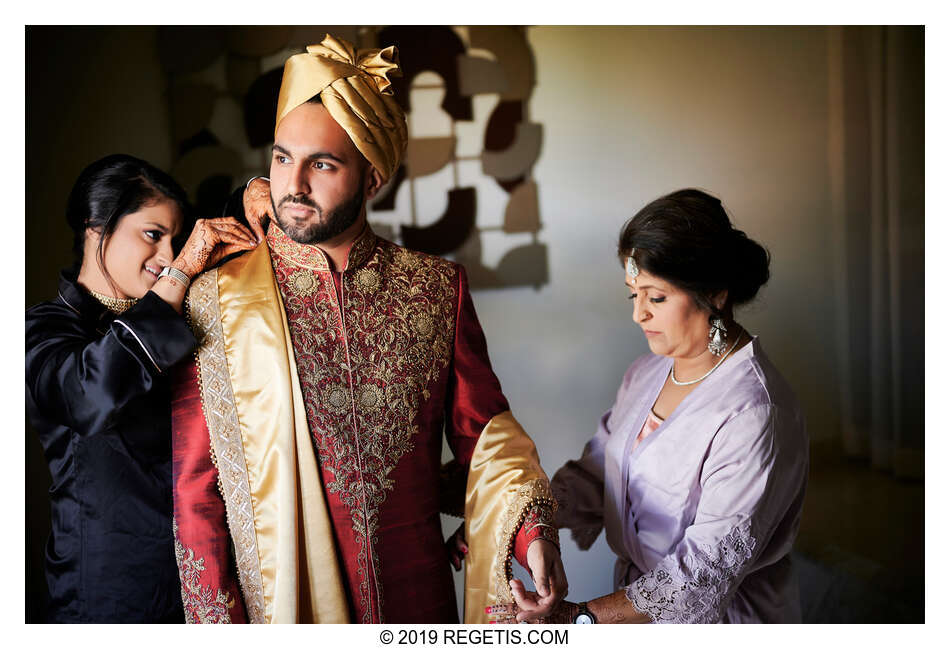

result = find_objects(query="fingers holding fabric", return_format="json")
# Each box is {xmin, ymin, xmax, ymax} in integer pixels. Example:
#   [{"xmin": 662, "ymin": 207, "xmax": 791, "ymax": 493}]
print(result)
[
  {"xmin": 174, "ymin": 217, "xmax": 257, "ymax": 278},
  {"xmin": 242, "ymin": 177, "xmax": 272, "ymax": 242}
]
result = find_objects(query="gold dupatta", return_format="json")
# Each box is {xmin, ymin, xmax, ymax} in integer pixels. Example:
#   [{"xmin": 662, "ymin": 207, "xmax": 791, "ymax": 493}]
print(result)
[
  {"xmin": 463, "ymin": 412, "xmax": 555, "ymax": 623},
  {"xmin": 189, "ymin": 241, "xmax": 552, "ymax": 624},
  {"xmin": 189, "ymin": 242, "xmax": 348, "ymax": 623}
]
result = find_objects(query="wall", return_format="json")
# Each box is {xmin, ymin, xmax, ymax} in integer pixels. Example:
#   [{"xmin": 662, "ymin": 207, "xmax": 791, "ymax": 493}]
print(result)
[{"xmin": 26, "ymin": 26, "xmax": 173, "ymax": 307}]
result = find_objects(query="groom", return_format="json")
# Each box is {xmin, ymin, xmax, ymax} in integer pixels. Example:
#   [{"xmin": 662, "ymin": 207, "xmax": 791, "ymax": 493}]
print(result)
[{"xmin": 171, "ymin": 34, "xmax": 566, "ymax": 623}]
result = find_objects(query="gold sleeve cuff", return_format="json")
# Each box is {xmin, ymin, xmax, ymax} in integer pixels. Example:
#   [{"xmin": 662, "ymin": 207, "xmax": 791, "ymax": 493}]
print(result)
[{"xmin": 462, "ymin": 411, "xmax": 554, "ymax": 623}]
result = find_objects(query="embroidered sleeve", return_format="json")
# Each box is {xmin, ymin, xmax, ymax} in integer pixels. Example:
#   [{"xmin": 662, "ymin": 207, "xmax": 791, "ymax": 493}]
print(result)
[
  {"xmin": 625, "ymin": 518, "xmax": 756, "ymax": 624},
  {"xmin": 493, "ymin": 479, "xmax": 559, "ymax": 600},
  {"xmin": 513, "ymin": 502, "xmax": 560, "ymax": 568}
]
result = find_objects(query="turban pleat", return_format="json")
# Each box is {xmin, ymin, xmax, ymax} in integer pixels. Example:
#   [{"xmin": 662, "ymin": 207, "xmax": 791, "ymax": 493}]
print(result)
[{"xmin": 275, "ymin": 34, "xmax": 408, "ymax": 182}]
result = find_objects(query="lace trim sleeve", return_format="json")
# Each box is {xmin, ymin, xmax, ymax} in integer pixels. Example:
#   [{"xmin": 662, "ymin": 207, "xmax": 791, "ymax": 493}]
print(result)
[{"xmin": 624, "ymin": 518, "xmax": 756, "ymax": 624}]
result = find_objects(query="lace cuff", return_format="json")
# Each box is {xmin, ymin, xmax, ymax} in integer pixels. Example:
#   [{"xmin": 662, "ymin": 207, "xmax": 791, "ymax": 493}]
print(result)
[{"xmin": 624, "ymin": 518, "xmax": 756, "ymax": 624}]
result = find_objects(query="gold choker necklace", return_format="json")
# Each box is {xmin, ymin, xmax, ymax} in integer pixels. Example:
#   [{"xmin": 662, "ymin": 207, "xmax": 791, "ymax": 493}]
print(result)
[{"xmin": 88, "ymin": 289, "xmax": 138, "ymax": 314}]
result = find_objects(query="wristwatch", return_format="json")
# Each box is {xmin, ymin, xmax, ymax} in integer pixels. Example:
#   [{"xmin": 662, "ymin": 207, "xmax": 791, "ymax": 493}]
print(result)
[
  {"xmin": 573, "ymin": 602, "xmax": 597, "ymax": 624},
  {"xmin": 157, "ymin": 266, "xmax": 191, "ymax": 289}
]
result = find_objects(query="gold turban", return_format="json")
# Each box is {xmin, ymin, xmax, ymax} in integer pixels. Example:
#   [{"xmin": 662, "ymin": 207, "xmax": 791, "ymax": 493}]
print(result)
[{"xmin": 275, "ymin": 34, "xmax": 408, "ymax": 183}]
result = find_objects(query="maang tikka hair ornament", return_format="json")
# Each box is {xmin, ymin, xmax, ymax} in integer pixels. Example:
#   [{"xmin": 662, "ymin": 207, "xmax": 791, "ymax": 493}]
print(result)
[
  {"xmin": 708, "ymin": 317, "xmax": 728, "ymax": 356},
  {"xmin": 625, "ymin": 252, "xmax": 639, "ymax": 278}
]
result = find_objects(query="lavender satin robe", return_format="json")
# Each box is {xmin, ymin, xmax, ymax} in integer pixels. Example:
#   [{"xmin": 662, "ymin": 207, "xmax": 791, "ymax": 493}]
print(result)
[{"xmin": 552, "ymin": 337, "xmax": 808, "ymax": 623}]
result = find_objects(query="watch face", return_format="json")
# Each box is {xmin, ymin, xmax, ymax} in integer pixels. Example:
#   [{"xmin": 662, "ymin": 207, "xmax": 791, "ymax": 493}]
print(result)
[{"xmin": 574, "ymin": 613, "xmax": 594, "ymax": 624}]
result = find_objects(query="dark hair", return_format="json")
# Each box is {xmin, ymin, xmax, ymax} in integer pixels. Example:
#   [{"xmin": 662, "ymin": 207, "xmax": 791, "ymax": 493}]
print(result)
[
  {"xmin": 66, "ymin": 154, "xmax": 193, "ymax": 281},
  {"xmin": 617, "ymin": 189, "xmax": 770, "ymax": 323}
]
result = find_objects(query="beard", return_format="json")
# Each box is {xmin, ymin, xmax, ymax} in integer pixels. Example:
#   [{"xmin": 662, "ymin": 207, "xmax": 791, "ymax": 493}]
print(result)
[{"xmin": 272, "ymin": 184, "xmax": 365, "ymax": 245}]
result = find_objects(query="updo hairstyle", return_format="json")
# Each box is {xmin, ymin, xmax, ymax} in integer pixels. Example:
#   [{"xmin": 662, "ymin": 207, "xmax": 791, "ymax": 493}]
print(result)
[
  {"xmin": 617, "ymin": 189, "xmax": 770, "ymax": 324},
  {"xmin": 65, "ymin": 154, "xmax": 193, "ymax": 274}
]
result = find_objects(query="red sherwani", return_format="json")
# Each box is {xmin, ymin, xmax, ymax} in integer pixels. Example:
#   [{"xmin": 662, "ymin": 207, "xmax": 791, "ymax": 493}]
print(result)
[{"xmin": 171, "ymin": 223, "xmax": 554, "ymax": 624}]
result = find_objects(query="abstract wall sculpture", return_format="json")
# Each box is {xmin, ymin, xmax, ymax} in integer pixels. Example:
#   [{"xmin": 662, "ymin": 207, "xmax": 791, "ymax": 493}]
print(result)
[{"xmin": 158, "ymin": 25, "xmax": 547, "ymax": 290}]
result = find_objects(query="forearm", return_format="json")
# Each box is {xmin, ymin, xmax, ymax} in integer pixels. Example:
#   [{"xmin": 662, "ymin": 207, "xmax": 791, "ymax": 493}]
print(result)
[{"xmin": 587, "ymin": 590, "xmax": 652, "ymax": 624}]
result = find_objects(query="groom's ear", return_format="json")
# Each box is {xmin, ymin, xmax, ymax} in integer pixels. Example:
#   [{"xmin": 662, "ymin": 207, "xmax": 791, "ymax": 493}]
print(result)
[{"xmin": 364, "ymin": 165, "xmax": 385, "ymax": 201}]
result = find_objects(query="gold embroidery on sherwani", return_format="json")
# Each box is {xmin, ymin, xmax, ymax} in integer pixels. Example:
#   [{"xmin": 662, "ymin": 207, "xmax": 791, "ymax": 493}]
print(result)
[
  {"xmin": 173, "ymin": 518, "xmax": 234, "ymax": 624},
  {"xmin": 289, "ymin": 269, "xmax": 319, "ymax": 297},
  {"xmin": 270, "ymin": 227, "xmax": 457, "ymax": 623},
  {"xmin": 186, "ymin": 270, "xmax": 267, "ymax": 624},
  {"xmin": 492, "ymin": 479, "xmax": 559, "ymax": 602}
]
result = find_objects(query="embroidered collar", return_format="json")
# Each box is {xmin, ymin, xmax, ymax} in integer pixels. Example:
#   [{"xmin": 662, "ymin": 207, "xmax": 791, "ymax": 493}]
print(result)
[
  {"xmin": 267, "ymin": 220, "xmax": 377, "ymax": 272},
  {"xmin": 87, "ymin": 289, "xmax": 138, "ymax": 314}
]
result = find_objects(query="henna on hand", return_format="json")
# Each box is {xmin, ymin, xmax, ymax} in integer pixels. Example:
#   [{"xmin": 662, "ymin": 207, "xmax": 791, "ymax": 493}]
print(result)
[
  {"xmin": 489, "ymin": 589, "xmax": 648, "ymax": 624},
  {"xmin": 243, "ymin": 177, "xmax": 272, "ymax": 240},
  {"xmin": 543, "ymin": 600, "xmax": 580, "ymax": 624},
  {"xmin": 486, "ymin": 600, "xmax": 579, "ymax": 624},
  {"xmin": 174, "ymin": 218, "xmax": 257, "ymax": 277}
]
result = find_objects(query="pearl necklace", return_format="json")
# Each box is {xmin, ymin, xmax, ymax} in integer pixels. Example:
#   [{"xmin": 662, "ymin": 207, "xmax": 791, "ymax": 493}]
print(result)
[{"xmin": 670, "ymin": 333, "xmax": 744, "ymax": 386}]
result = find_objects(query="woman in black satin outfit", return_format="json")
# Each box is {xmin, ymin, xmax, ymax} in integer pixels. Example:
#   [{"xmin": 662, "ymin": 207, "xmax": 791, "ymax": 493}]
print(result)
[{"xmin": 25, "ymin": 154, "xmax": 263, "ymax": 622}]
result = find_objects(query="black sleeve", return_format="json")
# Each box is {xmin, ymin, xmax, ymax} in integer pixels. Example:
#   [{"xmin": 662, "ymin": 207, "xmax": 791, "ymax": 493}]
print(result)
[{"xmin": 25, "ymin": 291, "xmax": 197, "ymax": 433}]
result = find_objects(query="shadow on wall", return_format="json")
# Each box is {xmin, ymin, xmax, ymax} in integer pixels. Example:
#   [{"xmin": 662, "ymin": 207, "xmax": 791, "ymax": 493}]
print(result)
[{"xmin": 372, "ymin": 26, "xmax": 548, "ymax": 290}]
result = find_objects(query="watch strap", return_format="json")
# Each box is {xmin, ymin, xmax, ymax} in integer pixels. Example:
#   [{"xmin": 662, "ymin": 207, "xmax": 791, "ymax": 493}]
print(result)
[{"xmin": 574, "ymin": 601, "xmax": 597, "ymax": 624}]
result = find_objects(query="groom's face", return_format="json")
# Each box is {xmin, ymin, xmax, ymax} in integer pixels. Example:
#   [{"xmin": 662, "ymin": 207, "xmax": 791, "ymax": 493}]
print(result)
[{"xmin": 269, "ymin": 102, "xmax": 373, "ymax": 245}]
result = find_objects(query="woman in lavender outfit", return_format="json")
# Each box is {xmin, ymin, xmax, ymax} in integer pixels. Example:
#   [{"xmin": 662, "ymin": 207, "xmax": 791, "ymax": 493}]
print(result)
[{"xmin": 491, "ymin": 189, "xmax": 808, "ymax": 624}]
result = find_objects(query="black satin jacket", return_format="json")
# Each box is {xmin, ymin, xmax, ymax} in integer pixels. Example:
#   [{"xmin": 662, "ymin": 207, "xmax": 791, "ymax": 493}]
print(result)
[{"xmin": 25, "ymin": 272, "xmax": 197, "ymax": 623}]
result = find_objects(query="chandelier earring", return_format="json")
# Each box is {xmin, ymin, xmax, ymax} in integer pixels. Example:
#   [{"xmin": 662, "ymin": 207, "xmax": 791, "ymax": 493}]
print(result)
[{"xmin": 708, "ymin": 317, "xmax": 728, "ymax": 356}]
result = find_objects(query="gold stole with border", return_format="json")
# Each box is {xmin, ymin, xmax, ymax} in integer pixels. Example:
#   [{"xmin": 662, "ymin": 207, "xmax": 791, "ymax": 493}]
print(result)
[
  {"xmin": 189, "ymin": 241, "xmax": 554, "ymax": 624},
  {"xmin": 187, "ymin": 242, "xmax": 348, "ymax": 623}
]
